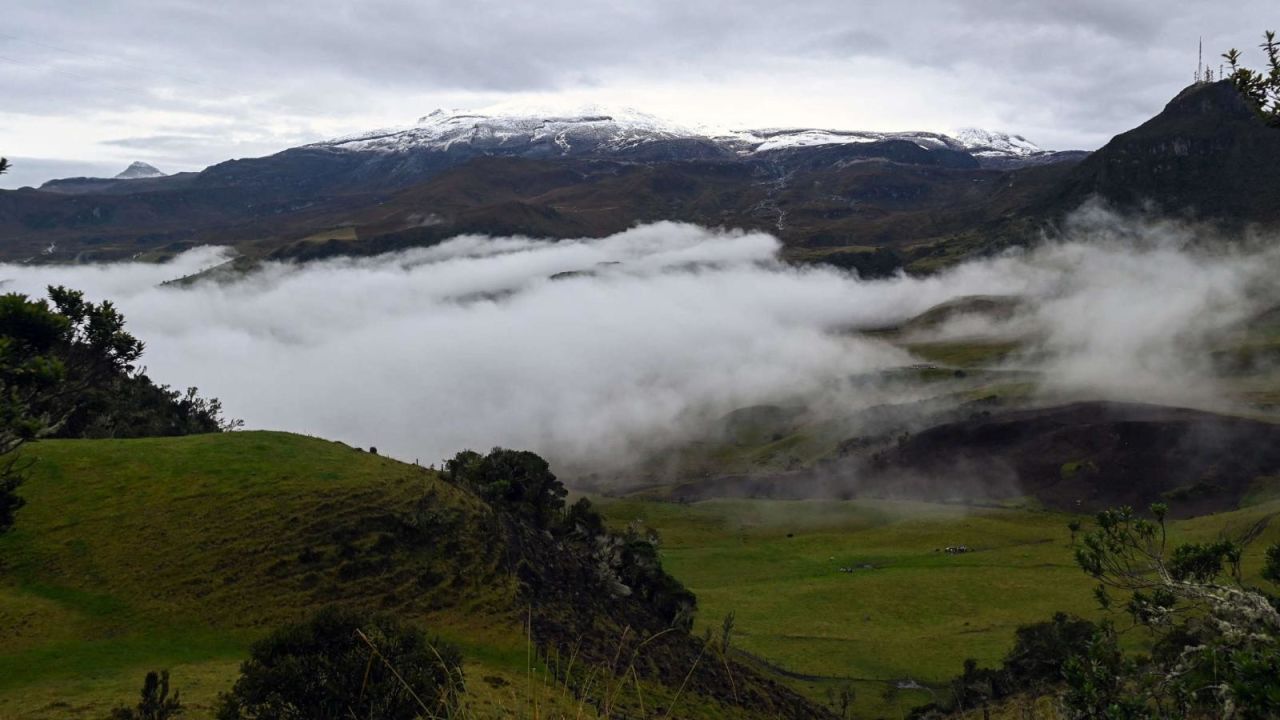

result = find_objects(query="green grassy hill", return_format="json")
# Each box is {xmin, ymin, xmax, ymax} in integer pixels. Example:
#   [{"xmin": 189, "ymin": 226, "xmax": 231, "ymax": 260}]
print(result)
[
  {"xmin": 0, "ymin": 432, "xmax": 536, "ymax": 719},
  {"xmin": 0, "ymin": 432, "xmax": 829, "ymax": 720}
]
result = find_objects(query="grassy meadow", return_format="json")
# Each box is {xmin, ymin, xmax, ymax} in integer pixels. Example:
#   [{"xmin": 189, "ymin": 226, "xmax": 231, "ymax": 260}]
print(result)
[{"xmin": 596, "ymin": 496, "xmax": 1280, "ymax": 718}]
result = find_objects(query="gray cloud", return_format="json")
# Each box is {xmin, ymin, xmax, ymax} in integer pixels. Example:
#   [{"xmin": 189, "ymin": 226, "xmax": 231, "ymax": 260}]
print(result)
[{"xmin": 2, "ymin": 1, "xmax": 1277, "ymax": 187}]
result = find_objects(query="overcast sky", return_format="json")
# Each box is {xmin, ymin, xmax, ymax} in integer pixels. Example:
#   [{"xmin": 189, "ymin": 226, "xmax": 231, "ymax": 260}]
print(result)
[{"xmin": 1, "ymin": 1, "xmax": 1276, "ymax": 188}]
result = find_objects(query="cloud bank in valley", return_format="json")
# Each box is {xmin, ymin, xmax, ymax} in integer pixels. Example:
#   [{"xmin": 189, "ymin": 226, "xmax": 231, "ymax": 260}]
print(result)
[{"xmin": 1, "ymin": 210, "xmax": 1275, "ymax": 471}]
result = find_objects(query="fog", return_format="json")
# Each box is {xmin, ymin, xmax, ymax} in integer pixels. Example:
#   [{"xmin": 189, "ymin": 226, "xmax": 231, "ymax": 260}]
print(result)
[{"xmin": 1, "ymin": 207, "xmax": 1275, "ymax": 471}]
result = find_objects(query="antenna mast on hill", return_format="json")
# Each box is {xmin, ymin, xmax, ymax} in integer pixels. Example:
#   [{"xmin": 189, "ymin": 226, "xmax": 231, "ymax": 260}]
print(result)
[{"xmin": 1198, "ymin": 36, "xmax": 1204, "ymax": 82}]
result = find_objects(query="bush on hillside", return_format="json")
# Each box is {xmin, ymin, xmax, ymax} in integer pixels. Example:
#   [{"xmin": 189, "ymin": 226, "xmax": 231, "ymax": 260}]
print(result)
[
  {"xmin": 108, "ymin": 669, "xmax": 184, "ymax": 720},
  {"xmin": 215, "ymin": 606, "xmax": 462, "ymax": 720},
  {"xmin": 910, "ymin": 613, "xmax": 1097, "ymax": 717}
]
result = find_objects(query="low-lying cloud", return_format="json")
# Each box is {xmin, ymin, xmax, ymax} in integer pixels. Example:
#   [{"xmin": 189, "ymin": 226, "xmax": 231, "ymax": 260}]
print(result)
[{"xmin": 1, "ymin": 208, "xmax": 1275, "ymax": 473}]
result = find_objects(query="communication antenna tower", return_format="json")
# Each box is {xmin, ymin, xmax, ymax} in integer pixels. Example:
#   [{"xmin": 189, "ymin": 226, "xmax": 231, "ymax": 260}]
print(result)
[{"xmin": 1198, "ymin": 37, "xmax": 1204, "ymax": 82}]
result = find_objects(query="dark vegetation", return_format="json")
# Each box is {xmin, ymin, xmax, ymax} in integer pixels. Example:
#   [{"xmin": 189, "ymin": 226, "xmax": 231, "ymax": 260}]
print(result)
[
  {"xmin": 441, "ymin": 447, "xmax": 825, "ymax": 718},
  {"xmin": 1223, "ymin": 31, "xmax": 1280, "ymax": 126},
  {"xmin": 907, "ymin": 613, "xmax": 1097, "ymax": 717},
  {"xmin": 0, "ymin": 286, "xmax": 234, "ymax": 441},
  {"xmin": 214, "ymin": 606, "xmax": 463, "ymax": 720},
  {"xmin": 110, "ymin": 670, "xmax": 184, "ymax": 720},
  {"xmin": 914, "ymin": 504, "xmax": 1280, "ymax": 718}
]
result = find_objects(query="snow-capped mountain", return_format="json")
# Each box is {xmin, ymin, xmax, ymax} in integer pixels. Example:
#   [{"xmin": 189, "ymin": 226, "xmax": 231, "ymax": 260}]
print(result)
[
  {"xmin": 114, "ymin": 161, "xmax": 166, "ymax": 180},
  {"xmin": 950, "ymin": 128, "xmax": 1042, "ymax": 158},
  {"xmin": 312, "ymin": 104, "xmax": 725, "ymax": 160},
  {"xmin": 308, "ymin": 103, "xmax": 1063, "ymax": 167},
  {"xmin": 718, "ymin": 128, "xmax": 971, "ymax": 154}
]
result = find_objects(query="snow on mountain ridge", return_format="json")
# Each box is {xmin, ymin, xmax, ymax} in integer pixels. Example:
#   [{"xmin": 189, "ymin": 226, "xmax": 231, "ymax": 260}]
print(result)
[
  {"xmin": 312, "ymin": 105, "xmax": 1052, "ymax": 161},
  {"xmin": 951, "ymin": 128, "xmax": 1043, "ymax": 157},
  {"xmin": 318, "ymin": 103, "xmax": 702, "ymax": 155},
  {"xmin": 719, "ymin": 128, "xmax": 963, "ymax": 153}
]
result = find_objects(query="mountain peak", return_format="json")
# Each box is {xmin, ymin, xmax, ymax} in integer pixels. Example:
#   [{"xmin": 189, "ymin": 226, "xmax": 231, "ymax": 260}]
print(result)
[
  {"xmin": 114, "ymin": 161, "xmax": 166, "ymax": 180},
  {"xmin": 951, "ymin": 128, "xmax": 1043, "ymax": 157},
  {"xmin": 316, "ymin": 103, "xmax": 706, "ymax": 157}
]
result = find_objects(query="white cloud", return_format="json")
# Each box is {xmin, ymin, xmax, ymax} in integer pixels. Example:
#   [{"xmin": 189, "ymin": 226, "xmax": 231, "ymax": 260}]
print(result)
[{"xmin": 1, "ymin": 211, "xmax": 1273, "ymax": 472}]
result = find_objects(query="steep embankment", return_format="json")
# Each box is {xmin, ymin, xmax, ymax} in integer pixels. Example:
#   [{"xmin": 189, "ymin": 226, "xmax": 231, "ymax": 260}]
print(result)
[{"xmin": 0, "ymin": 432, "xmax": 824, "ymax": 719}]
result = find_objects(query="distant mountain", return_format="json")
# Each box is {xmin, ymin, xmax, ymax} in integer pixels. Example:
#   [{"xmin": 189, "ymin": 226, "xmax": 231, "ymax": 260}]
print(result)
[
  {"xmin": 114, "ymin": 161, "xmax": 166, "ymax": 180},
  {"xmin": 45, "ymin": 90, "xmax": 1280, "ymax": 270},
  {"xmin": 38, "ymin": 161, "xmax": 177, "ymax": 195},
  {"xmin": 3, "ymin": 83, "xmax": 1274, "ymax": 272},
  {"xmin": 0, "ymin": 96, "xmax": 1086, "ymax": 266},
  {"xmin": 28, "ymin": 105, "xmax": 1070, "ymax": 204}
]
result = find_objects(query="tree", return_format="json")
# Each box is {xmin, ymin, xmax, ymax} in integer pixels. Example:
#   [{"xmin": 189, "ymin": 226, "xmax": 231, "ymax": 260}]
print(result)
[
  {"xmin": 1, "ymin": 286, "xmax": 235, "ymax": 440},
  {"xmin": 110, "ymin": 670, "xmax": 184, "ymax": 720},
  {"xmin": 0, "ymin": 292, "xmax": 71, "ymax": 535},
  {"xmin": 0, "ymin": 157, "xmax": 8, "ymax": 176},
  {"xmin": 915, "ymin": 613, "xmax": 1097, "ymax": 717},
  {"xmin": 1002, "ymin": 612, "xmax": 1096, "ymax": 691},
  {"xmin": 1223, "ymin": 31, "xmax": 1280, "ymax": 126},
  {"xmin": 1068, "ymin": 519, "xmax": 1082, "ymax": 546},
  {"xmin": 215, "ymin": 606, "xmax": 463, "ymax": 720},
  {"xmin": 1265, "ymin": 543, "xmax": 1280, "ymax": 586},
  {"xmin": 444, "ymin": 447, "xmax": 567, "ymax": 528},
  {"xmin": 1068, "ymin": 504, "xmax": 1280, "ymax": 718}
]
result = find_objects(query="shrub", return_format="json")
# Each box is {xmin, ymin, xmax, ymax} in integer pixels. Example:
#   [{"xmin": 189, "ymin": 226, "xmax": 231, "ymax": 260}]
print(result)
[
  {"xmin": 215, "ymin": 606, "xmax": 463, "ymax": 720},
  {"xmin": 109, "ymin": 670, "xmax": 183, "ymax": 720}
]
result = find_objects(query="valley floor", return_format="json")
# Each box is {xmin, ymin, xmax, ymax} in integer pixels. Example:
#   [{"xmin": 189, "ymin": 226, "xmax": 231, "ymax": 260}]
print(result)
[{"xmin": 596, "ymin": 496, "xmax": 1280, "ymax": 718}]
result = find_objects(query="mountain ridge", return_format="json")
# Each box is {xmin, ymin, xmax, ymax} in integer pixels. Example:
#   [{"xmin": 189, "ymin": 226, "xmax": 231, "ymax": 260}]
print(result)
[
  {"xmin": 303, "ymin": 103, "xmax": 1070, "ymax": 168},
  {"xmin": 1, "ymin": 82, "xmax": 1274, "ymax": 269}
]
